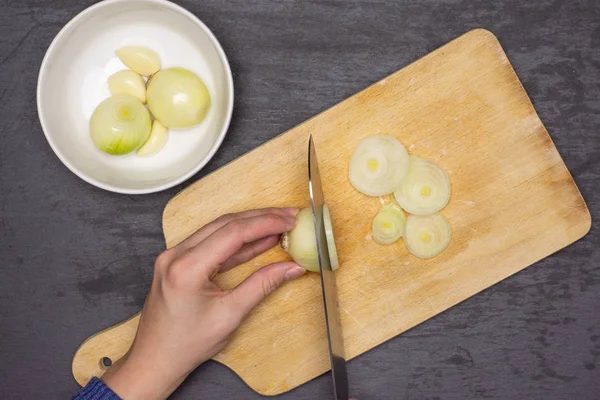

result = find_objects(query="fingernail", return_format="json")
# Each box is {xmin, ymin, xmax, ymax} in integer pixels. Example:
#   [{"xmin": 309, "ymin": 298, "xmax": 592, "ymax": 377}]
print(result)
[
  {"xmin": 284, "ymin": 216, "xmax": 297, "ymax": 227},
  {"xmin": 283, "ymin": 207, "xmax": 300, "ymax": 216},
  {"xmin": 284, "ymin": 265, "xmax": 306, "ymax": 281}
]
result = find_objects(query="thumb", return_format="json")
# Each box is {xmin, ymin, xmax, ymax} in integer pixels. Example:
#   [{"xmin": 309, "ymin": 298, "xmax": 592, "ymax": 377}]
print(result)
[{"xmin": 227, "ymin": 261, "xmax": 306, "ymax": 319}]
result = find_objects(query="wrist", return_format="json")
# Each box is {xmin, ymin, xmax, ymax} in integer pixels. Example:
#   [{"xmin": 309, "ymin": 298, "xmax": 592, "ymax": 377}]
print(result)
[{"xmin": 102, "ymin": 355, "xmax": 187, "ymax": 400}]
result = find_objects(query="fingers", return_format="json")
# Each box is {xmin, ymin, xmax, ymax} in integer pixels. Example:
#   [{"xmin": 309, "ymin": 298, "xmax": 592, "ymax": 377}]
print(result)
[
  {"xmin": 187, "ymin": 213, "xmax": 297, "ymax": 279},
  {"xmin": 218, "ymin": 235, "xmax": 280, "ymax": 273},
  {"xmin": 226, "ymin": 261, "xmax": 306, "ymax": 319},
  {"xmin": 174, "ymin": 208, "xmax": 298, "ymax": 254}
]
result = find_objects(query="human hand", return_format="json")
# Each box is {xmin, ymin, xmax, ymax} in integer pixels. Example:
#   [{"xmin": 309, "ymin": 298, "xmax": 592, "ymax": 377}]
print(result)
[{"xmin": 102, "ymin": 208, "xmax": 305, "ymax": 399}]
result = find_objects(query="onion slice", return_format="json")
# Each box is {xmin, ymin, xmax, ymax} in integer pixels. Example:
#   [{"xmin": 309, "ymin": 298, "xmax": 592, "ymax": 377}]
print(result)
[
  {"xmin": 372, "ymin": 202, "xmax": 406, "ymax": 245},
  {"xmin": 404, "ymin": 213, "xmax": 452, "ymax": 259},
  {"xmin": 394, "ymin": 156, "xmax": 451, "ymax": 215},
  {"xmin": 349, "ymin": 134, "xmax": 409, "ymax": 196},
  {"xmin": 323, "ymin": 205, "xmax": 339, "ymax": 270}
]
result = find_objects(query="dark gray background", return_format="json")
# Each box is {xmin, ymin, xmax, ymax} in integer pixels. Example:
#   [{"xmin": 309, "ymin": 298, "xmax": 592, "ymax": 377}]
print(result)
[{"xmin": 1, "ymin": 0, "xmax": 599, "ymax": 399}]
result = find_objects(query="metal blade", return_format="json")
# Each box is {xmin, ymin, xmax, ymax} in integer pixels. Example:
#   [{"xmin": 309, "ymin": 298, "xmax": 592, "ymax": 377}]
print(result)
[{"xmin": 308, "ymin": 135, "xmax": 349, "ymax": 400}]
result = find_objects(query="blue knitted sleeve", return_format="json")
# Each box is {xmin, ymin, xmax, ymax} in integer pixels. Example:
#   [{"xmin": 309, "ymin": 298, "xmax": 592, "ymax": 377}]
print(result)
[{"xmin": 71, "ymin": 377, "xmax": 121, "ymax": 400}]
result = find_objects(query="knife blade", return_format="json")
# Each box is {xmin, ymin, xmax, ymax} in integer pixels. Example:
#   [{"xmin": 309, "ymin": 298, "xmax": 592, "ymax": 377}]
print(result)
[{"xmin": 308, "ymin": 135, "xmax": 349, "ymax": 400}]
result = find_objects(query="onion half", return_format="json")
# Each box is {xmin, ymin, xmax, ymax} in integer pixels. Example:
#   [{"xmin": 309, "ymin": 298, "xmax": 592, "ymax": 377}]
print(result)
[
  {"xmin": 146, "ymin": 67, "xmax": 211, "ymax": 129},
  {"xmin": 280, "ymin": 206, "xmax": 340, "ymax": 272},
  {"xmin": 89, "ymin": 95, "xmax": 151, "ymax": 155}
]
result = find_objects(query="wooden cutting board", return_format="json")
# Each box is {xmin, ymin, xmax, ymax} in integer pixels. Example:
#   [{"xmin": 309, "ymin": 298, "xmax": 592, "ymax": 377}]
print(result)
[{"xmin": 72, "ymin": 29, "xmax": 591, "ymax": 395}]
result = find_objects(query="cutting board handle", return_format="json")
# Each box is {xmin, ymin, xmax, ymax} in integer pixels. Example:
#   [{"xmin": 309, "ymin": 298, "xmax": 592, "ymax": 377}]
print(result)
[{"xmin": 72, "ymin": 313, "xmax": 140, "ymax": 386}]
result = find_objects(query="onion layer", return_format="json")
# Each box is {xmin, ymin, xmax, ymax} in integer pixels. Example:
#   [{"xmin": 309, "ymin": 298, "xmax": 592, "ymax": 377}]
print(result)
[
  {"xmin": 115, "ymin": 46, "xmax": 161, "ymax": 77},
  {"xmin": 137, "ymin": 120, "xmax": 169, "ymax": 157},
  {"xmin": 108, "ymin": 70, "xmax": 147, "ymax": 104},
  {"xmin": 89, "ymin": 95, "xmax": 151, "ymax": 155},
  {"xmin": 394, "ymin": 156, "xmax": 451, "ymax": 215},
  {"xmin": 404, "ymin": 213, "xmax": 452, "ymax": 259},
  {"xmin": 348, "ymin": 134, "xmax": 409, "ymax": 196}
]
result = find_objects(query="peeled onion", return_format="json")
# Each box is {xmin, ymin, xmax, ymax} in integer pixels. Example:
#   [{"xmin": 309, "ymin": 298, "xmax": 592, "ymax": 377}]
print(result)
[
  {"xmin": 394, "ymin": 156, "xmax": 451, "ymax": 215},
  {"xmin": 372, "ymin": 202, "xmax": 406, "ymax": 245},
  {"xmin": 89, "ymin": 95, "xmax": 151, "ymax": 155},
  {"xmin": 280, "ymin": 206, "xmax": 339, "ymax": 272},
  {"xmin": 404, "ymin": 213, "xmax": 452, "ymax": 259},
  {"xmin": 115, "ymin": 46, "xmax": 161, "ymax": 77},
  {"xmin": 146, "ymin": 67, "xmax": 211, "ymax": 129},
  {"xmin": 137, "ymin": 120, "xmax": 169, "ymax": 157},
  {"xmin": 107, "ymin": 70, "xmax": 147, "ymax": 103},
  {"xmin": 348, "ymin": 134, "xmax": 409, "ymax": 196}
]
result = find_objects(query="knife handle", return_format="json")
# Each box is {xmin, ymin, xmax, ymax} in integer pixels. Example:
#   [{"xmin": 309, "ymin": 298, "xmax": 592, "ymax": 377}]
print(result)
[{"xmin": 72, "ymin": 313, "xmax": 140, "ymax": 386}]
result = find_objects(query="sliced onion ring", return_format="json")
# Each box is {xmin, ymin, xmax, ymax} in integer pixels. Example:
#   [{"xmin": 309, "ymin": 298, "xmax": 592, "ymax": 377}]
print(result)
[
  {"xmin": 323, "ymin": 205, "xmax": 339, "ymax": 270},
  {"xmin": 371, "ymin": 203, "xmax": 406, "ymax": 245},
  {"xmin": 394, "ymin": 156, "xmax": 451, "ymax": 215},
  {"xmin": 349, "ymin": 134, "xmax": 409, "ymax": 196},
  {"xmin": 404, "ymin": 213, "xmax": 452, "ymax": 259}
]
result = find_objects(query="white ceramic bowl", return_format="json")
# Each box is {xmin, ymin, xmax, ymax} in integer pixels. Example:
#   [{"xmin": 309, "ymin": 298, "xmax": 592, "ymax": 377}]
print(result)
[{"xmin": 37, "ymin": 0, "xmax": 233, "ymax": 194}]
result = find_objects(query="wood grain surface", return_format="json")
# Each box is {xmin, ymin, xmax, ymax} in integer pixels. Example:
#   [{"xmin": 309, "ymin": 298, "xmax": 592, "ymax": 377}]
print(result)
[{"xmin": 71, "ymin": 29, "xmax": 591, "ymax": 395}]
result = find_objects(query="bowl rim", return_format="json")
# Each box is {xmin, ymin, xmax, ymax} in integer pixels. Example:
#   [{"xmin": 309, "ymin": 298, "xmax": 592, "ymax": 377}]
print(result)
[{"xmin": 36, "ymin": 0, "xmax": 234, "ymax": 195}]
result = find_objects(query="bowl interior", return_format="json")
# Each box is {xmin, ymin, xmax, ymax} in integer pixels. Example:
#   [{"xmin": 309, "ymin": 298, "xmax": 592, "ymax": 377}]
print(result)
[{"xmin": 38, "ymin": 0, "xmax": 232, "ymax": 193}]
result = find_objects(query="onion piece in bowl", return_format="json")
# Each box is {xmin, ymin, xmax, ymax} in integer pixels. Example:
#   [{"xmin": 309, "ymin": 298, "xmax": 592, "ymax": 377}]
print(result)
[{"xmin": 89, "ymin": 94, "xmax": 151, "ymax": 155}]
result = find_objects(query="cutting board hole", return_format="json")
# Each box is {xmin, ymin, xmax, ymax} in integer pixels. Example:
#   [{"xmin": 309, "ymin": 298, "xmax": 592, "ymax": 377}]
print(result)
[{"xmin": 99, "ymin": 357, "xmax": 112, "ymax": 370}]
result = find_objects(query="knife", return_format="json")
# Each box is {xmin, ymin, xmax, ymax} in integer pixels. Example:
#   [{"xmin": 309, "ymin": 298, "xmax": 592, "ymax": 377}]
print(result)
[{"xmin": 308, "ymin": 135, "xmax": 350, "ymax": 400}]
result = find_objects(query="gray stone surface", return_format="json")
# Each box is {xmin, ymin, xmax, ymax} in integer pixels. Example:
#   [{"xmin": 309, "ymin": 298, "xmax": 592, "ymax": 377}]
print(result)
[{"xmin": 1, "ymin": 0, "xmax": 599, "ymax": 399}]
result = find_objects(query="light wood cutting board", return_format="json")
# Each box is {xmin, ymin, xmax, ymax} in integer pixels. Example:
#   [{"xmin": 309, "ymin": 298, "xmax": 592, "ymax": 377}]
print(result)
[{"xmin": 72, "ymin": 29, "xmax": 591, "ymax": 395}]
